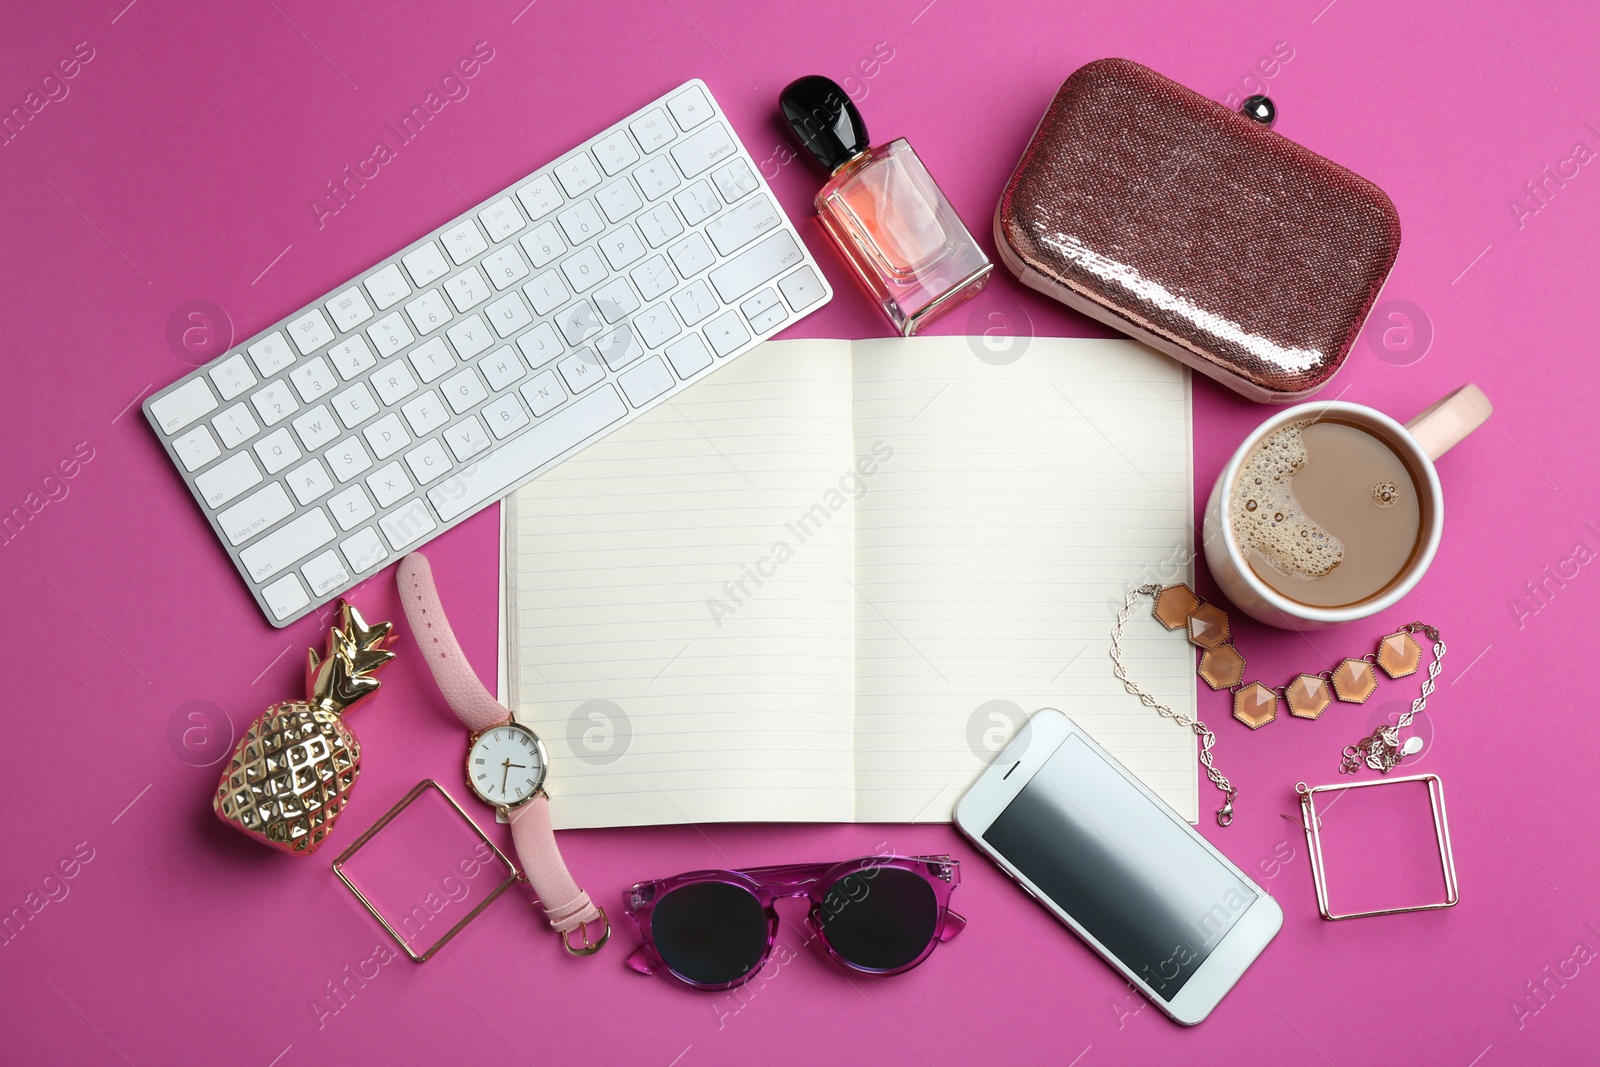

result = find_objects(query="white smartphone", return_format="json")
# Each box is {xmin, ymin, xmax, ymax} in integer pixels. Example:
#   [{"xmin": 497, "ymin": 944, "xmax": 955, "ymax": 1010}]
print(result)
[{"xmin": 954, "ymin": 708, "xmax": 1281, "ymax": 1025}]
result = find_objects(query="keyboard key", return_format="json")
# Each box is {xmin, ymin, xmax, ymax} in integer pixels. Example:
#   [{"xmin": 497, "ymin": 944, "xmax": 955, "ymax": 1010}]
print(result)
[
  {"xmin": 598, "ymin": 225, "xmax": 646, "ymax": 271},
  {"xmin": 196, "ymin": 451, "xmax": 262, "ymax": 509},
  {"xmin": 446, "ymin": 314, "xmax": 492, "ymax": 360},
  {"xmin": 427, "ymin": 385, "xmax": 627, "ymax": 522},
  {"xmin": 365, "ymin": 263, "xmax": 412, "ymax": 310},
  {"xmin": 367, "ymin": 461, "xmax": 413, "ymax": 508},
  {"xmin": 326, "ymin": 286, "xmax": 374, "ymax": 332},
  {"xmin": 672, "ymin": 280, "xmax": 719, "ymax": 326},
  {"xmin": 212, "ymin": 402, "xmax": 261, "ymax": 449},
  {"xmin": 671, "ymin": 122, "xmax": 737, "ymax": 178},
  {"xmin": 560, "ymin": 246, "xmax": 608, "ymax": 293},
  {"xmin": 367, "ymin": 312, "xmax": 415, "ymax": 356},
  {"xmin": 557, "ymin": 200, "xmax": 606, "ymax": 246},
  {"xmin": 288, "ymin": 309, "xmax": 335, "ymax": 355},
  {"xmin": 746, "ymin": 298, "xmax": 788, "ymax": 334},
  {"xmin": 637, "ymin": 203, "xmax": 683, "ymax": 248},
  {"xmin": 331, "ymin": 382, "xmax": 380, "ymax": 428},
  {"xmin": 554, "ymin": 152, "xmax": 603, "ymax": 197},
  {"xmin": 286, "ymin": 458, "xmax": 334, "ymax": 505},
  {"xmin": 594, "ymin": 130, "xmax": 639, "ymax": 175},
  {"xmin": 520, "ymin": 223, "xmax": 565, "ymax": 268},
  {"xmin": 480, "ymin": 347, "xmax": 526, "ymax": 392},
  {"xmin": 635, "ymin": 303, "xmax": 681, "ymax": 348},
  {"xmin": 340, "ymin": 525, "xmax": 389, "ymax": 573},
  {"xmin": 518, "ymin": 322, "xmax": 563, "ymax": 368},
  {"xmin": 596, "ymin": 325, "xmax": 642, "ymax": 371},
  {"xmin": 444, "ymin": 266, "xmax": 492, "ymax": 312},
  {"xmin": 593, "ymin": 277, "xmax": 640, "ymax": 323},
  {"xmin": 364, "ymin": 413, "xmax": 410, "ymax": 459},
  {"xmin": 635, "ymin": 156, "xmax": 680, "ymax": 200},
  {"xmin": 328, "ymin": 336, "xmax": 378, "ymax": 380},
  {"xmin": 668, "ymin": 233, "xmax": 715, "ymax": 278},
  {"xmin": 779, "ymin": 265, "xmax": 826, "ymax": 312},
  {"xmin": 442, "ymin": 219, "xmax": 488, "ymax": 264},
  {"xmin": 261, "ymin": 573, "xmax": 310, "ymax": 621},
  {"xmin": 250, "ymin": 380, "xmax": 299, "ymax": 426},
  {"xmin": 486, "ymin": 292, "xmax": 533, "ymax": 337},
  {"xmin": 401, "ymin": 243, "xmax": 450, "ymax": 287},
  {"xmin": 628, "ymin": 108, "xmax": 676, "ymax": 153},
  {"xmin": 478, "ymin": 196, "xmax": 524, "ymax": 241},
  {"xmin": 408, "ymin": 337, "xmax": 455, "ymax": 383},
  {"xmin": 619, "ymin": 355, "xmax": 675, "ymax": 407},
  {"xmin": 675, "ymin": 181, "xmax": 721, "ymax": 227},
  {"xmin": 404, "ymin": 438, "xmax": 453, "ymax": 484},
  {"xmin": 401, "ymin": 389, "xmax": 450, "ymax": 436},
  {"xmin": 370, "ymin": 360, "xmax": 419, "ymax": 406},
  {"xmin": 289, "ymin": 356, "xmax": 338, "ymax": 404},
  {"xmin": 219, "ymin": 482, "xmax": 294, "ymax": 546},
  {"xmin": 443, "ymin": 416, "xmax": 492, "ymax": 461},
  {"xmin": 483, "ymin": 393, "xmax": 530, "ymax": 437},
  {"xmin": 325, "ymin": 436, "xmax": 373, "ymax": 482},
  {"xmin": 254, "ymin": 427, "xmax": 302, "ymax": 474},
  {"xmin": 712, "ymin": 158, "xmax": 758, "ymax": 203},
  {"xmin": 247, "ymin": 332, "xmax": 295, "ymax": 377},
  {"xmin": 741, "ymin": 287, "xmax": 780, "ymax": 321},
  {"xmin": 405, "ymin": 288, "xmax": 453, "ymax": 335},
  {"xmin": 292, "ymin": 404, "xmax": 340, "ymax": 451},
  {"xmin": 706, "ymin": 194, "xmax": 780, "ymax": 255},
  {"xmin": 209, "ymin": 354, "xmax": 257, "ymax": 401},
  {"xmin": 516, "ymin": 174, "xmax": 563, "ymax": 221},
  {"xmin": 558, "ymin": 351, "xmax": 605, "ymax": 394},
  {"xmin": 709, "ymin": 231, "xmax": 804, "ymax": 303},
  {"xmin": 668, "ymin": 84, "xmax": 714, "ymax": 130},
  {"xmin": 483, "ymin": 245, "xmax": 530, "ymax": 289},
  {"xmin": 664, "ymin": 334, "xmax": 714, "ymax": 379},
  {"xmin": 379, "ymin": 499, "xmax": 437, "ymax": 551},
  {"xmin": 557, "ymin": 301, "xmax": 603, "ymax": 346},
  {"xmin": 596, "ymin": 179, "xmax": 643, "ymax": 224},
  {"xmin": 520, "ymin": 370, "xmax": 565, "ymax": 417},
  {"xmin": 150, "ymin": 377, "xmax": 219, "ymax": 435},
  {"xmin": 704, "ymin": 310, "xmax": 751, "ymax": 357},
  {"xmin": 328, "ymin": 484, "xmax": 375, "ymax": 531},
  {"xmin": 523, "ymin": 269, "xmax": 570, "ymax": 316},
  {"xmin": 301, "ymin": 549, "xmax": 351, "ymax": 599},
  {"xmin": 441, "ymin": 367, "xmax": 489, "ymax": 414},
  {"xmin": 241, "ymin": 508, "xmax": 335, "ymax": 582},
  {"xmin": 173, "ymin": 424, "xmax": 221, "ymax": 472},
  {"xmin": 631, "ymin": 256, "xmax": 676, "ymax": 300}
]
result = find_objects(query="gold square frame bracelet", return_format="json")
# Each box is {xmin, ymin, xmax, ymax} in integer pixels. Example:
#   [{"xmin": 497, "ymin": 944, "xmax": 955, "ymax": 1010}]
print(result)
[
  {"xmin": 1295, "ymin": 773, "xmax": 1460, "ymax": 921},
  {"xmin": 332, "ymin": 779, "xmax": 522, "ymax": 962}
]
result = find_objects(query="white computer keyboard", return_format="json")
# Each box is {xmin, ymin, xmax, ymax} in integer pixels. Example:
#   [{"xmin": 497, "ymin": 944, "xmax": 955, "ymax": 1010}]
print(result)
[{"xmin": 145, "ymin": 79, "xmax": 832, "ymax": 627}]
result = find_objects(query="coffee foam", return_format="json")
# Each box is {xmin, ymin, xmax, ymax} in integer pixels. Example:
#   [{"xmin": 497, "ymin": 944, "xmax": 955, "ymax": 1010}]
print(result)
[{"xmin": 1231, "ymin": 419, "xmax": 1345, "ymax": 580}]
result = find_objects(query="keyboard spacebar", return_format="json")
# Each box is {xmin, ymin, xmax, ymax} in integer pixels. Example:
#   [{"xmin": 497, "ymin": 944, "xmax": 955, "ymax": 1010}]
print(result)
[{"xmin": 428, "ymin": 386, "xmax": 628, "ymax": 522}]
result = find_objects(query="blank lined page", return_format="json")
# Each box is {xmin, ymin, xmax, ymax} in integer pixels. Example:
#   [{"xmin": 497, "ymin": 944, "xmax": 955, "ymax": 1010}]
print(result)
[
  {"xmin": 849, "ymin": 336, "xmax": 1199, "ymax": 822},
  {"xmin": 504, "ymin": 340, "xmax": 858, "ymax": 829}
]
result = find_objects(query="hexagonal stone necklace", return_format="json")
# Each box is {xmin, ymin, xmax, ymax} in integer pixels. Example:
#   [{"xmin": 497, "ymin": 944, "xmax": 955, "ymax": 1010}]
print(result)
[{"xmin": 1109, "ymin": 583, "xmax": 1446, "ymax": 825}]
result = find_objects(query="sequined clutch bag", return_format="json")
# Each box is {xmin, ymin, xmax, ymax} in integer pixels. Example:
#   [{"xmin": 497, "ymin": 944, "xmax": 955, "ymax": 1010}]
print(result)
[{"xmin": 995, "ymin": 58, "xmax": 1401, "ymax": 402}]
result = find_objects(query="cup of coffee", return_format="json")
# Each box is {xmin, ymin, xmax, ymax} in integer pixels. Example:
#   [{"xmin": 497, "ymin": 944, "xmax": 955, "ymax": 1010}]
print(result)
[{"xmin": 1202, "ymin": 384, "xmax": 1491, "ymax": 630}]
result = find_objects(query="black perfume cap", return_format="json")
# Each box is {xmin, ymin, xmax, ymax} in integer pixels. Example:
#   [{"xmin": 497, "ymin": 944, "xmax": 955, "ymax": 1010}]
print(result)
[{"xmin": 780, "ymin": 75, "xmax": 869, "ymax": 173}]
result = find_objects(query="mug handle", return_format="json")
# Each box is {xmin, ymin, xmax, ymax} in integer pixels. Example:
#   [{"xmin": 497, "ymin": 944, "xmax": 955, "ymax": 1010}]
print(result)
[{"xmin": 1405, "ymin": 383, "xmax": 1492, "ymax": 461}]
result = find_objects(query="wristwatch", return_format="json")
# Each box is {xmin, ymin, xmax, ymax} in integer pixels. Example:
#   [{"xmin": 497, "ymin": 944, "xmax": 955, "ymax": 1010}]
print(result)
[{"xmin": 396, "ymin": 551, "xmax": 608, "ymax": 956}]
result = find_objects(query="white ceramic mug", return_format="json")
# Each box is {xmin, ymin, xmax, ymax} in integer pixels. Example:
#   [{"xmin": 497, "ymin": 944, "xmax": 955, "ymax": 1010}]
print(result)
[{"xmin": 1202, "ymin": 384, "xmax": 1492, "ymax": 630}]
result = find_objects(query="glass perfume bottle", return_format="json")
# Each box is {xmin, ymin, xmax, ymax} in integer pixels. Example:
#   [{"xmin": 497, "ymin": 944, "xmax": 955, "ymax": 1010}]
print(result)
[{"xmin": 781, "ymin": 75, "xmax": 992, "ymax": 336}]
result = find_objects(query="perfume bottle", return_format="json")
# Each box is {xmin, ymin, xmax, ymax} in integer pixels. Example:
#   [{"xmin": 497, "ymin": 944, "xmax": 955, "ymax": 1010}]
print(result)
[{"xmin": 781, "ymin": 75, "xmax": 992, "ymax": 336}]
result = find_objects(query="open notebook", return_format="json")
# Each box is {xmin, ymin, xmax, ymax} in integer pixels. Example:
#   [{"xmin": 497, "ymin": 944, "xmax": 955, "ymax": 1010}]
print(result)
[{"xmin": 499, "ymin": 335, "xmax": 1197, "ymax": 828}]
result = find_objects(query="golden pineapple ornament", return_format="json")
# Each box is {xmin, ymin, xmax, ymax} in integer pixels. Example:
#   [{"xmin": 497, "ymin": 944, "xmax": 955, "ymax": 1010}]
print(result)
[{"xmin": 214, "ymin": 601, "xmax": 396, "ymax": 855}]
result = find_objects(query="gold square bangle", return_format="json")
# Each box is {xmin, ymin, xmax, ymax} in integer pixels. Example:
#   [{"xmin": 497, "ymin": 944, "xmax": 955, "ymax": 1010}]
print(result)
[
  {"xmin": 331, "ymin": 779, "xmax": 521, "ymax": 962},
  {"xmin": 1295, "ymin": 774, "xmax": 1460, "ymax": 921}
]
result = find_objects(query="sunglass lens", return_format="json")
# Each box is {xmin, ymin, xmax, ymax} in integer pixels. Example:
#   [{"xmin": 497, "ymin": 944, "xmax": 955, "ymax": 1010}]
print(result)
[
  {"xmin": 817, "ymin": 867, "xmax": 938, "ymax": 971},
  {"xmin": 651, "ymin": 882, "xmax": 769, "ymax": 986}
]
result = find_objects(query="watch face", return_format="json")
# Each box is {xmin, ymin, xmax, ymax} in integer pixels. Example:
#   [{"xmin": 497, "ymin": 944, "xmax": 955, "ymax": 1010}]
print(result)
[{"xmin": 466, "ymin": 723, "xmax": 547, "ymax": 807}]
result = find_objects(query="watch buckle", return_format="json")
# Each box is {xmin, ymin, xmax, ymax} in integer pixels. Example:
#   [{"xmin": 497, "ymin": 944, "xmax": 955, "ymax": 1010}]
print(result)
[{"xmin": 561, "ymin": 907, "xmax": 610, "ymax": 957}]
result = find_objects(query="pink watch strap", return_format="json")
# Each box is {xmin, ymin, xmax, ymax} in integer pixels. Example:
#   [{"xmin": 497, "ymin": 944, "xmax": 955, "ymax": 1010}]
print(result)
[{"xmin": 396, "ymin": 551, "xmax": 607, "ymax": 953}]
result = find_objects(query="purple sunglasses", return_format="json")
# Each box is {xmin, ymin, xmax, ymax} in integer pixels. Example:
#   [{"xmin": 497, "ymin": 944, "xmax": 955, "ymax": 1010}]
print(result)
[{"xmin": 624, "ymin": 855, "xmax": 965, "ymax": 990}]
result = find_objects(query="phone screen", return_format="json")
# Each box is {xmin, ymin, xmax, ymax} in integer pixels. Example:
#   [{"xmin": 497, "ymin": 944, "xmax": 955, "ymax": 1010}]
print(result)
[{"xmin": 982, "ymin": 733, "xmax": 1256, "ymax": 1001}]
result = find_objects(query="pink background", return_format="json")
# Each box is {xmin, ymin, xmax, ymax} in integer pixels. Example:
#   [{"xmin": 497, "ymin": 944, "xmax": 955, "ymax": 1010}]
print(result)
[{"xmin": 2, "ymin": 0, "xmax": 1596, "ymax": 1063}]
